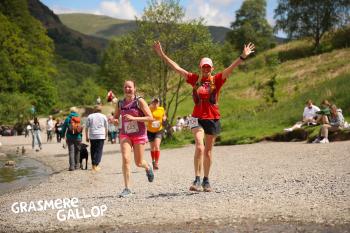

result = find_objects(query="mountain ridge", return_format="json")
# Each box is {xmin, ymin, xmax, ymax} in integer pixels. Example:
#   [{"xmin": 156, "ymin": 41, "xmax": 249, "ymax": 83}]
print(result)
[
  {"xmin": 59, "ymin": 13, "xmax": 232, "ymax": 43},
  {"xmin": 28, "ymin": 0, "xmax": 108, "ymax": 63},
  {"xmin": 59, "ymin": 13, "xmax": 288, "ymax": 44}
]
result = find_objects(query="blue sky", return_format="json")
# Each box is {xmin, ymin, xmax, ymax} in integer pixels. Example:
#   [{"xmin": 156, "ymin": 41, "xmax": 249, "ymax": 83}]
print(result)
[{"xmin": 41, "ymin": 0, "xmax": 280, "ymax": 30}]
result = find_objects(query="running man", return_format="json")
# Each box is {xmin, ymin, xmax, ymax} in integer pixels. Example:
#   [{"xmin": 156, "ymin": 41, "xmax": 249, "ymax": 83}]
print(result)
[
  {"xmin": 114, "ymin": 80, "xmax": 155, "ymax": 197},
  {"xmin": 147, "ymin": 97, "xmax": 167, "ymax": 170},
  {"xmin": 153, "ymin": 41, "xmax": 255, "ymax": 192}
]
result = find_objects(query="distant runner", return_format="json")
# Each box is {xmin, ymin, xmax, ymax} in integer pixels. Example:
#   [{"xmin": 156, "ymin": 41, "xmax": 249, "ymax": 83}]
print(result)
[{"xmin": 147, "ymin": 97, "xmax": 167, "ymax": 170}]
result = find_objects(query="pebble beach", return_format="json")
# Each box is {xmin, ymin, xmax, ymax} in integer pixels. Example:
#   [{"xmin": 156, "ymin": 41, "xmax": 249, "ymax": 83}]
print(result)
[{"xmin": 0, "ymin": 135, "xmax": 349, "ymax": 232}]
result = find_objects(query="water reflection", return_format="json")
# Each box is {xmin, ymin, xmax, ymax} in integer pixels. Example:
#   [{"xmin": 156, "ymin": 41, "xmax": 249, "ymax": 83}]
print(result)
[{"xmin": 0, "ymin": 154, "xmax": 51, "ymax": 194}]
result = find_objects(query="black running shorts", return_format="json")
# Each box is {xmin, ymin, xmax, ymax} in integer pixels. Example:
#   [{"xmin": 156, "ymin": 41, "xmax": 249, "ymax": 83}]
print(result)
[
  {"xmin": 147, "ymin": 130, "xmax": 163, "ymax": 142},
  {"xmin": 191, "ymin": 119, "xmax": 221, "ymax": 135}
]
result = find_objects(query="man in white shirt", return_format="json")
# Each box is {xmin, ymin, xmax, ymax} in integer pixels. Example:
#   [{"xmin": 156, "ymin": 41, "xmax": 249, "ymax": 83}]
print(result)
[
  {"xmin": 85, "ymin": 105, "xmax": 108, "ymax": 171},
  {"xmin": 46, "ymin": 115, "xmax": 54, "ymax": 142},
  {"xmin": 284, "ymin": 100, "xmax": 320, "ymax": 132}
]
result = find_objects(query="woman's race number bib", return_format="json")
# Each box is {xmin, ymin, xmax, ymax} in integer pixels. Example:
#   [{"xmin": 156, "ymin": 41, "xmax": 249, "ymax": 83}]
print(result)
[
  {"xmin": 124, "ymin": 121, "xmax": 139, "ymax": 134},
  {"xmin": 188, "ymin": 117, "xmax": 199, "ymax": 128},
  {"xmin": 151, "ymin": 120, "xmax": 161, "ymax": 128}
]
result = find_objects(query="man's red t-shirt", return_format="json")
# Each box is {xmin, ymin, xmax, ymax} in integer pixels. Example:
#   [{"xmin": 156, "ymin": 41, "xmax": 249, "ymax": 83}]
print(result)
[{"xmin": 186, "ymin": 72, "xmax": 226, "ymax": 119}]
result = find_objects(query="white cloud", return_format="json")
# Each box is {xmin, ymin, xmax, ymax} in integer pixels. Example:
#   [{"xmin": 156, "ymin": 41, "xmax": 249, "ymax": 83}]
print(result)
[
  {"xmin": 50, "ymin": 1, "xmax": 138, "ymax": 20},
  {"xmin": 186, "ymin": 0, "xmax": 235, "ymax": 27},
  {"xmin": 209, "ymin": 0, "xmax": 241, "ymax": 6},
  {"xmin": 99, "ymin": 0, "xmax": 138, "ymax": 20}
]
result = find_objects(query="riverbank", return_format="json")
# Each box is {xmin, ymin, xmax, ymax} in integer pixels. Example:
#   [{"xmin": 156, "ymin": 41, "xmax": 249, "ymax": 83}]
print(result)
[{"xmin": 0, "ymin": 135, "xmax": 349, "ymax": 232}]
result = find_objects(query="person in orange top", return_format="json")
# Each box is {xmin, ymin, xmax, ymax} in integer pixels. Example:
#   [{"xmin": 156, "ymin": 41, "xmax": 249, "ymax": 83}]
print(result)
[
  {"xmin": 153, "ymin": 41, "xmax": 255, "ymax": 192},
  {"xmin": 147, "ymin": 97, "xmax": 167, "ymax": 170}
]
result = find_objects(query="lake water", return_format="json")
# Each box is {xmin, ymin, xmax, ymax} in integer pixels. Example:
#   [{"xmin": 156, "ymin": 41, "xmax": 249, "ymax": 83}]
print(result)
[{"xmin": 0, "ymin": 153, "xmax": 51, "ymax": 195}]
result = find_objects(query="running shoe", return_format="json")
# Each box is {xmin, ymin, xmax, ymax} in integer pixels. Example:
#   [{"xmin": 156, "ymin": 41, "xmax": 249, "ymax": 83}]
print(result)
[
  {"xmin": 154, "ymin": 162, "xmax": 159, "ymax": 170},
  {"xmin": 189, "ymin": 179, "xmax": 201, "ymax": 191},
  {"xmin": 312, "ymin": 137, "xmax": 321, "ymax": 143},
  {"xmin": 202, "ymin": 180, "xmax": 213, "ymax": 192},
  {"xmin": 119, "ymin": 188, "xmax": 132, "ymax": 198},
  {"xmin": 319, "ymin": 138, "xmax": 329, "ymax": 144},
  {"xmin": 146, "ymin": 163, "xmax": 154, "ymax": 182}
]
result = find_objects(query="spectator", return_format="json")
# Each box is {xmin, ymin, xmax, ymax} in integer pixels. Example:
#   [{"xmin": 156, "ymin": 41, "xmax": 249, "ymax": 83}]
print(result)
[
  {"xmin": 61, "ymin": 107, "xmax": 83, "ymax": 171},
  {"xmin": 173, "ymin": 117, "xmax": 185, "ymax": 132},
  {"xmin": 96, "ymin": 96, "xmax": 102, "ymax": 105},
  {"xmin": 46, "ymin": 115, "xmax": 54, "ymax": 142},
  {"xmin": 25, "ymin": 122, "xmax": 31, "ymax": 138},
  {"xmin": 284, "ymin": 100, "xmax": 320, "ymax": 132},
  {"xmin": 108, "ymin": 113, "xmax": 118, "ymax": 144},
  {"xmin": 315, "ymin": 99, "xmax": 332, "ymax": 124},
  {"xmin": 85, "ymin": 105, "xmax": 108, "ymax": 172},
  {"xmin": 55, "ymin": 119, "xmax": 63, "ymax": 143},
  {"xmin": 32, "ymin": 117, "xmax": 42, "ymax": 152},
  {"xmin": 313, "ymin": 104, "xmax": 345, "ymax": 143}
]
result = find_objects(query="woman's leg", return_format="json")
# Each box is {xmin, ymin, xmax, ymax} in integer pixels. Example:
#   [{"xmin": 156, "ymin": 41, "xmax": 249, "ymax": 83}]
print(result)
[
  {"xmin": 133, "ymin": 143, "xmax": 149, "ymax": 169},
  {"xmin": 149, "ymin": 141, "xmax": 156, "ymax": 161},
  {"xmin": 133, "ymin": 143, "xmax": 154, "ymax": 182},
  {"xmin": 192, "ymin": 128, "xmax": 204, "ymax": 177},
  {"xmin": 203, "ymin": 134, "xmax": 216, "ymax": 178},
  {"xmin": 321, "ymin": 124, "xmax": 331, "ymax": 138},
  {"xmin": 153, "ymin": 137, "xmax": 162, "ymax": 168},
  {"xmin": 37, "ymin": 131, "xmax": 42, "ymax": 149},
  {"xmin": 32, "ymin": 133, "xmax": 35, "ymax": 149},
  {"xmin": 120, "ymin": 138, "xmax": 132, "ymax": 188}
]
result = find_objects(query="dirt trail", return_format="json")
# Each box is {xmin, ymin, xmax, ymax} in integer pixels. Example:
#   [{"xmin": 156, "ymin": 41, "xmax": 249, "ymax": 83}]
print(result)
[{"xmin": 0, "ymin": 135, "xmax": 349, "ymax": 232}]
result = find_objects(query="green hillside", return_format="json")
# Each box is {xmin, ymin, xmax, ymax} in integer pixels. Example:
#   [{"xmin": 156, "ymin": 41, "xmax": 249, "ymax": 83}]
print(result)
[
  {"xmin": 28, "ymin": 0, "xmax": 107, "ymax": 64},
  {"xmin": 169, "ymin": 43, "xmax": 350, "ymax": 145},
  {"xmin": 58, "ymin": 13, "xmax": 231, "ymax": 43},
  {"xmin": 59, "ymin": 13, "xmax": 134, "ymax": 38}
]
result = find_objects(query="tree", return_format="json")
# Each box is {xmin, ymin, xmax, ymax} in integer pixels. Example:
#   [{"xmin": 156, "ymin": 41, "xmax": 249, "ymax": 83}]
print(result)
[
  {"xmin": 99, "ymin": 34, "xmax": 137, "ymax": 94},
  {"xmin": 0, "ymin": 0, "xmax": 58, "ymax": 115},
  {"xmin": 100, "ymin": 0, "xmax": 217, "ymax": 127},
  {"xmin": 227, "ymin": 0, "xmax": 274, "ymax": 52},
  {"xmin": 274, "ymin": 0, "xmax": 350, "ymax": 49}
]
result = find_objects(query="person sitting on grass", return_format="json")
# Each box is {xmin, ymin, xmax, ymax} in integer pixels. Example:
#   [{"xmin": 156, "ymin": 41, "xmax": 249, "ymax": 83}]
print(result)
[
  {"xmin": 284, "ymin": 99, "xmax": 320, "ymax": 132},
  {"xmin": 313, "ymin": 104, "xmax": 345, "ymax": 144}
]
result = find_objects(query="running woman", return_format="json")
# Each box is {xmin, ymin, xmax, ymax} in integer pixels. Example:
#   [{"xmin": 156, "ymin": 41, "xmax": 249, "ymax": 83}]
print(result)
[
  {"xmin": 153, "ymin": 41, "xmax": 255, "ymax": 192},
  {"xmin": 114, "ymin": 80, "xmax": 154, "ymax": 197},
  {"xmin": 147, "ymin": 97, "xmax": 167, "ymax": 170}
]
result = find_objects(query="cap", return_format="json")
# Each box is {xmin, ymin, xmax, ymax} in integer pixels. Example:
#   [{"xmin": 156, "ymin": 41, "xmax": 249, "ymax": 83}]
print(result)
[
  {"xmin": 152, "ymin": 97, "xmax": 160, "ymax": 103},
  {"xmin": 199, "ymin": 57, "xmax": 213, "ymax": 68},
  {"xmin": 70, "ymin": 106, "xmax": 78, "ymax": 113},
  {"xmin": 94, "ymin": 105, "xmax": 102, "ymax": 112}
]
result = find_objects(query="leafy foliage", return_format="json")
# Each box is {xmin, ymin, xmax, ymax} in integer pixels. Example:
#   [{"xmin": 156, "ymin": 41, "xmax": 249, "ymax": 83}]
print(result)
[
  {"xmin": 53, "ymin": 57, "xmax": 106, "ymax": 109},
  {"xmin": 0, "ymin": 93, "xmax": 34, "ymax": 124},
  {"xmin": 0, "ymin": 0, "xmax": 58, "ymax": 115},
  {"xmin": 274, "ymin": 0, "xmax": 350, "ymax": 49},
  {"xmin": 100, "ymin": 0, "xmax": 217, "ymax": 127},
  {"xmin": 227, "ymin": 0, "xmax": 274, "ymax": 52}
]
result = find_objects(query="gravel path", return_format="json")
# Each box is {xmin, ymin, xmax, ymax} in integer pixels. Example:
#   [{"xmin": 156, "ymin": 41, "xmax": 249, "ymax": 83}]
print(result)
[{"xmin": 0, "ymin": 135, "xmax": 349, "ymax": 232}]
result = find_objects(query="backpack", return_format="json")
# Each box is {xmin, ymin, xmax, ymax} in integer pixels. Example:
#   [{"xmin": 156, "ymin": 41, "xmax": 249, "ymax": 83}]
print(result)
[
  {"xmin": 32, "ymin": 123, "xmax": 40, "ymax": 131},
  {"xmin": 192, "ymin": 75, "xmax": 217, "ymax": 105},
  {"xmin": 118, "ymin": 96, "xmax": 143, "ymax": 112},
  {"xmin": 68, "ymin": 116, "xmax": 83, "ymax": 134}
]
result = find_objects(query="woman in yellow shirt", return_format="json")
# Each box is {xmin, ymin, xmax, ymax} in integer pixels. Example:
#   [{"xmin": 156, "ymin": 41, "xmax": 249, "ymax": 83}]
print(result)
[{"xmin": 147, "ymin": 97, "xmax": 166, "ymax": 169}]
